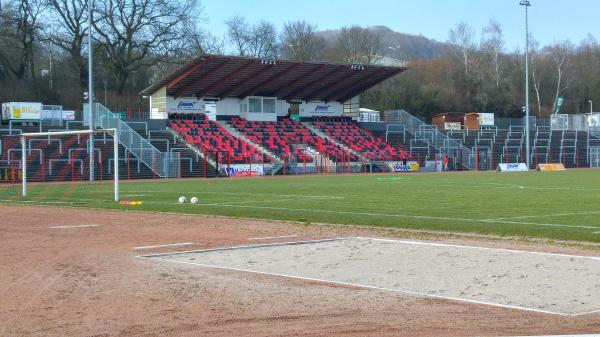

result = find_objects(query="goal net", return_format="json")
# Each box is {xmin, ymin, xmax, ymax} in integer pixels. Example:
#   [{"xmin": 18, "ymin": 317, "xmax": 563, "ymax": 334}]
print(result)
[{"xmin": 0, "ymin": 129, "xmax": 119, "ymax": 203}]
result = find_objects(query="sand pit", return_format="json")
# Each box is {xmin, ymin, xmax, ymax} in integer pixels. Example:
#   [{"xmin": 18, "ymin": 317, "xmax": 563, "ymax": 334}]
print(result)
[{"xmin": 147, "ymin": 237, "xmax": 600, "ymax": 316}]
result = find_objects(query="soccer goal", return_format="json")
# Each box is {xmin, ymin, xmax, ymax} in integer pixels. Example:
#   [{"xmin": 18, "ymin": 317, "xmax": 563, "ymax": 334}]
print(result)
[{"xmin": 18, "ymin": 128, "xmax": 119, "ymax": 202}]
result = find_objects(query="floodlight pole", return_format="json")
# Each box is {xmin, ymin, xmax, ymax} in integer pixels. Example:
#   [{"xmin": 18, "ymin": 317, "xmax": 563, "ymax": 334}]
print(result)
[
  {"xmin": 521, "ymin": 0, "xmax": 531, "ymax": 168},
  {"xmin": 88, "ymin": 0, "xmax": 95, "ymax": 182}
]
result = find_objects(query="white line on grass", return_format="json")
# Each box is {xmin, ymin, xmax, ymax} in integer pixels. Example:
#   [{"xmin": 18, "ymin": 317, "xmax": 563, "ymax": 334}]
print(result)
[
  {"xmin": 83, "ymin": 190, "xmax": 345, "ymax": 200},
  {"xmin": 484, "ymin": 210, "xmax": 600, "ymax": 221},
  {"xmin": 148, "ymin": 257, "xmax": 569, "ymax": 317},
  {"xmin": 49, "ymin": 225, "xmax": 99, "ymax": 229},
  {"xmin": 6, "ymin": 198, "xmax": 599, "ymax": 231},
  {"xmin": 248, "ymin": 235, "xmax": 299, "ymax": 240},
  {"xmin": 190, "ymin": 203, "xmax": 600, "ymax": 230},
  {"xmin": 133, "ymin": 242, "xmax": 194, "ymax": 250}
]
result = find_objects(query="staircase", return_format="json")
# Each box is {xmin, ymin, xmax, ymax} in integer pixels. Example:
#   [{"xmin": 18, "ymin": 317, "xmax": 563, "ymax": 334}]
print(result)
[
  {"xmin": 86, "ymin": 103, "xmax": 180, "ymax": 178},
  {"xmin": 385, "ymin": 109, "xmax": 476, "ymax": 170},
  {"xmin": 216, "ymin": 120, "xmax": 283, "ymax": 165},
  {"xmin": 302, "ymin": 122, "xmax": 368, "ymax": 162},
  {"xmin": 165, "ymin": 128, "xmax": 219, "ymax": 177}
]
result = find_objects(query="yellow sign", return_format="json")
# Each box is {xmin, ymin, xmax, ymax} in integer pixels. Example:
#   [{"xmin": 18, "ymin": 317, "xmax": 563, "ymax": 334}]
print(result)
[
  {"xmin": 409, "ymin": 163, "xmax": 420, "ymax": 172},
  {"xmin": 537, "ymin": 163, "xmax": 566, "ymax": 171}
]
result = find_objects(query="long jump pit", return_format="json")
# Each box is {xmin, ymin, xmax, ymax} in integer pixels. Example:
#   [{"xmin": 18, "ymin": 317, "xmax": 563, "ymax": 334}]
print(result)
[{"xmin": 143, "ymin": 236, "xmax": 600, "ymax": 317}]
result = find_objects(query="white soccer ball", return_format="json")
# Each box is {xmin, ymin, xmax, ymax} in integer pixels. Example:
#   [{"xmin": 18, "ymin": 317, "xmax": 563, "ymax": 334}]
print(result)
[
  {"xmin": 178, "ymin": 196, "xmax": 187, "ymax": 204},
  {"xmin": 190, "ymin": 197, "xmax": 199, "ymax": 204}
]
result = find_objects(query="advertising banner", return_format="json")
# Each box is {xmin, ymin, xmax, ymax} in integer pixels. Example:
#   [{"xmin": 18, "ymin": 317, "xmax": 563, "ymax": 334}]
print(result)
[
  {"xmin": 587, "ymin": 113, "xmax": 600, "ymax": 128},
  {"xmin": 479, "ymin": 113, "xmax": 495, "ymax": 126},
  {"xmin": 62, "ymin": 110, "xmax": 76, "ymax": 120},
  {"xmin": 227, "ymin": 164, "xmax": 264, "ymax": 177},
  {"xmin": 389, "ymin": 161, "xmax": 419, "ymax": 172},
  {"xmin": 2, "ymin": 102, "xmax": 42, "ymax": 120},
  {"xmin": 299, "ymin": 102, "xmax": 342, "ymax": 117},
  {"xmin": 444, "ymin": 122, "xmax": 462, "ymax": 130},
  {"xmin": 537, "ymin": 163, "xmax": 566, "ymax": 171},
  {"xmin": 166, "ymin": 96, "xmax": 204, "ymax": 114},
  {"xmin": 497, "ymin": 163, "xmax": 528, "ymax": 172}
]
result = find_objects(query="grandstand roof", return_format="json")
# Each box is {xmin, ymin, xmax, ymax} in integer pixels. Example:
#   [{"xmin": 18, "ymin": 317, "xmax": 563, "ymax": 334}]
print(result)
[{"xmin": 141, "ymin": 55, "xmax": 406, "ymax": 103}]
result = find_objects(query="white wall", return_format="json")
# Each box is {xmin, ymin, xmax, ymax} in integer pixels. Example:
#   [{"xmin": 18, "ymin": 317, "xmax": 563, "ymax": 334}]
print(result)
[
  {"xmin": 215, "ymin": 98, "xmax": 242, "ymax": 116},
  {"xmin": 215, "ymin": 97, "xmax": 289, "ymax": 121},
  {"xmin": 277, "ymin": 100, "xmax": 291, "ymax": 117},
  {"xmin": 156, "ymin": 93, "xmax": 293, "ymax": 121}
]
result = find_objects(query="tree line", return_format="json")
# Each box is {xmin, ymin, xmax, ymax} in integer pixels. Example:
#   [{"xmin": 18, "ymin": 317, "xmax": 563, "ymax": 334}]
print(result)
[{"xmin": 0, "ymin": 0, "xmax": 598, "ymax": 120}]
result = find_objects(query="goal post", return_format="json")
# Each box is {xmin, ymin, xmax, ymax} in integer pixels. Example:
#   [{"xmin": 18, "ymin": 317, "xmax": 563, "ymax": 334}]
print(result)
[{"xmin": 20, "ymin": 128, "xmax": 119, "ymax": 202}]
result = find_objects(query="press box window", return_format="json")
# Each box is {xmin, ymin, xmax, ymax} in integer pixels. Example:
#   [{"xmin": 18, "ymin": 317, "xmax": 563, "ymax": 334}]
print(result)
[{"xmin": 249, "ymin": 98, "xmax": 262, "ymax": 113}]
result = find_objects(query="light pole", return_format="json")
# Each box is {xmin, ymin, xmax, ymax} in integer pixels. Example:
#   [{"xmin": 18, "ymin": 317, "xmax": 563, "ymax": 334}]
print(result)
[
  {"xmin": 88, "ymin": 0, "xmax": 95, "ymax": 181},
  {"xmin": 520, "ymin": 0, "xmax": 531, "ymax": 168},
  {"xmin": 589, "ymin": 100, "xmax": 593, "ymax": 114}
]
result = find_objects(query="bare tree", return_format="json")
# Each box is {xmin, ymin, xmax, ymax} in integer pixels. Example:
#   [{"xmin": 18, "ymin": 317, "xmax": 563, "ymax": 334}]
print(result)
[
  {"xmin": 45, "ymin": 0, "xmax": 88, "ymax": 89},
  {"xmin": 92, "ymin": 0, "xmax": 201, "ymax": 94},
  {"xmin": 335, "ymin": 26, "xmax": 383, "ymax": 64},
  {"xmin": 280, "ymin": 20, "xmax": 324, "ymax": 61},
  {"xmin": 481, "ymin": 19, "xmax": 504, "ymax": 87},
  {"xmin": 0, "ymin": 0, "xmax": 45, "ymax": 80},
  {"xmin": 225, "ymin": 16, "xmax": 250, "ymax": 56},
  {"xmin": 448, "ymin": 22, "xmax": 475, "ymax": 77},
  {"xmin": 225, "ymin": 16, "xmax": 278, "ymax": 58},
  {"xmin": 545, "ymin": 41, "xmax": 574, "ymax": 113},
  {"xmin": 528, "ymin": 36, "xmax": 546, "ymax": 116}
]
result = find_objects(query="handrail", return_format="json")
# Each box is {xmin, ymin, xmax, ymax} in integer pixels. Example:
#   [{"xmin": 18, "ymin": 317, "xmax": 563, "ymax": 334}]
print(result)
[
  {"xmin": 384, "ymin": 109, "xmax": 476, "ymax": 170},
  {"xmin": 86, "ymin": 103, "xmax": 180, "ymax": 178}
]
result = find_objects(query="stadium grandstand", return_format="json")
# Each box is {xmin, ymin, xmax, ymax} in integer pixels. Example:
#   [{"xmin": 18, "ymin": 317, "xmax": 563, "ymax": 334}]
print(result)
[{"xmin": 2, "ymin": 54, "xmax": 600, "ymax": 184}]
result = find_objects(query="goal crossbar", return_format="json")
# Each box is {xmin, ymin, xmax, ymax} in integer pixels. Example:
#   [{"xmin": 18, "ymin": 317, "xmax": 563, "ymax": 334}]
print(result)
[{"xmin": 20, "ymin": 128, "xmax": 120, "ymax": 201}]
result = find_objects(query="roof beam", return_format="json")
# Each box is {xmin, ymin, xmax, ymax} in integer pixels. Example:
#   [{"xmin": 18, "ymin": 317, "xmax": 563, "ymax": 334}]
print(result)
[
  {"xmin": 173, "ymin": 60, "xmax": 228, "ymax": 98},
  {"xmin": 304, "ymin": 68, "xmax": 367, "ymax": 102},
  {"xmin": 166, "ymin": 57, "xmax": 210, "ymax": 90},
  {"xmin": 292, "ymin": 65, "xmax": 348, "ymax": 102},
  {"xmin": 217, "ymin": 63, "xmax": 271, "ymax": 99},
  {"xmin": 271, "ymin": 63, "xmax": 324, "ymax": 97},
  {"xmin": 195, "ymin": 59, "xmax": 256, "ymax": 99},
  {"xmin": 324, "ymin": 68, "xmax": 387, "ymax": 102},
  {"xmin": 337, "ymin": 69, "xmax": 402, "ymax": 103},
  {"xmin": 239, "ymin": 63, "xmax": 301, "ymax": 98}
]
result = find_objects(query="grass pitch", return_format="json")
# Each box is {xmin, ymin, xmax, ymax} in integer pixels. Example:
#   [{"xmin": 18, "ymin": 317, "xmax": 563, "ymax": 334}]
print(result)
[{"xmin": 2, "ymin": 170, "xmax": 600, "ymax": 243}]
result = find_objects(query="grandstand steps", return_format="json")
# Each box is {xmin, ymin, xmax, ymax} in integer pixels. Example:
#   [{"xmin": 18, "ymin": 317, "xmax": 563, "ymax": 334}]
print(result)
[
  {"xmin": 124, "ymin": 122, "xmax": 217, "ymax": 178},
  {"xmin": 162, "ymin": 128, "xmax": 218, "ymax": 177},
  {"xmin": 301, "ymin": 122, "xmax": 368, "ymax": 162},
  {"xmin": 217, "ymin": 120, "xmax": 284, "ymax": 165}
]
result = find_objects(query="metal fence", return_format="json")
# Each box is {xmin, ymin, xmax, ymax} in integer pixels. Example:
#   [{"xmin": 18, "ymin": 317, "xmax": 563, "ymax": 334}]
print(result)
[
  {"xmin": 84, "ymin": 103, "xmax": 180, "ymax": 178},
  {"xmin": 384, "ymin": 110, "xmax": 476, "ymax": 170}
]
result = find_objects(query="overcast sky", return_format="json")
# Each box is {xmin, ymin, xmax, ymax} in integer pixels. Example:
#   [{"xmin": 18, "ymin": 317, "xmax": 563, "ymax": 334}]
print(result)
[{"xmin": 203, "ymin": 0, "xmax": 598, "ymax": 50}]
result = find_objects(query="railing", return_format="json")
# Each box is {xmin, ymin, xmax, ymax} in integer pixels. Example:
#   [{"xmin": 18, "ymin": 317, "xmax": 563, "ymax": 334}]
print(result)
[
  {"xmin": 84, "ymin": 103, "xmax": 180, "ymax": 178},
  {"xmin": 384, "ymin": 109, "xmax": 476, "ymax": 170}
]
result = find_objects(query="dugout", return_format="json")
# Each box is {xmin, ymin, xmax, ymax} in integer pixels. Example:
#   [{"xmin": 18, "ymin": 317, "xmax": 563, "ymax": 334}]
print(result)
[{"xmin": 140, "ymin": 55, "xmax": 405, "ymax": 122}]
